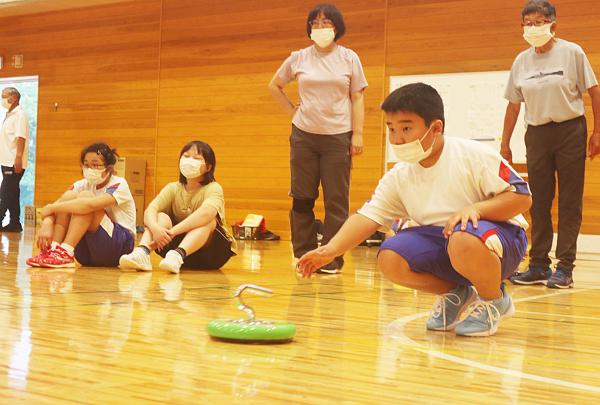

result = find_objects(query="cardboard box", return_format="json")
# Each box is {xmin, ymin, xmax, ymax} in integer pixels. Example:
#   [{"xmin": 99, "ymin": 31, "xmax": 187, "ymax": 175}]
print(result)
[
  {"xmin": 133, "ymin": 195, "xmax": 145, "ymax": 227},
  {"xmin": 115, "ymin": 157, "xmax": 146, "ymax": 196},
  {"xmin": 24, "ymin": 205, "xmax": 36, "ymax": 226}
]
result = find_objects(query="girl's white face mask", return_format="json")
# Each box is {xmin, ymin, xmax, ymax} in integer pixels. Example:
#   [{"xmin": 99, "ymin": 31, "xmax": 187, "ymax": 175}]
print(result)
[
  {"xmin": 83, "ymin": 167, "xmax": 109, "ymax": 185},
  {"xmin": 523, "ymin": 23, "xmax": 554, "ymax": 47},
  {"xmin": 390, "ymin": 125, "xmax": 436, "ymax": 164},
  {"xmin": 311, "ymin": 28, "xmax": 335, "ymax": 48},
  {"xmin": 179, "ymin": 156, "xmax": 205, "ymax": 179}
]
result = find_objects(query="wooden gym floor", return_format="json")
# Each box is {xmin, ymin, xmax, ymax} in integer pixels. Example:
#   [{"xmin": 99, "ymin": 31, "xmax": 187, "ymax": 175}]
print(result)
[{"xmin": 1, "ymin": 227, "xmax": 600, "ymax": 404}]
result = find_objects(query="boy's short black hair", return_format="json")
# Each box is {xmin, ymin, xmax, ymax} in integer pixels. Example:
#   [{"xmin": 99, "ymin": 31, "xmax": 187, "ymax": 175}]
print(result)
[
  {"xmin": 80, "ymin": 142, "xmax": 118, "ymax": 166},
  {"xmin": 178, "ymin": 140, "xmax": 216, "ymax": 186},
  {"xmin": 306, "ymin": 3, "xmax": 346, "ymax": 41},
  {"xmin": 521, "ymin": 0, "xmax": 556, "ymax": 20},
  {"xmin": 381, "ymin": 83, "xmax": 445, "ymax": 128}
]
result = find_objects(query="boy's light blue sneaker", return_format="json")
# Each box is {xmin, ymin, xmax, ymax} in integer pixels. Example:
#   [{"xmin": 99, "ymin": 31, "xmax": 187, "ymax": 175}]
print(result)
[
  {"xmin": 426, "ymin": 285, "xmax": 476, "ymax": 331},
  {"xmin": 455, "ymin": 284, "xmax": 515, "ymax": 337}
]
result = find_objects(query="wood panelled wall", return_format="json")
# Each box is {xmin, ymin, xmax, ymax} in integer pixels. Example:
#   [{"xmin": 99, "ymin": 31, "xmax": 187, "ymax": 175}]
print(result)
[
  {"xmin": 0, "ymin": 0, "xmax": 162, "ymax": 207},
  {"xmin": 157, "ymin": 0, "xmax": 386, "ymax": 236},
  {"xmin": 0, "ymin": 0, "xmax": 599, "ymax": 237}
]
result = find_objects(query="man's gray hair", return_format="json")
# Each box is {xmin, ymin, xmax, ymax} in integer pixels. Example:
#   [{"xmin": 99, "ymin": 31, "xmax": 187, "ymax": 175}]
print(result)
[
  {"xmin": 2, "ymin": 87, "xmax": 21, "ymax": 101},
  {"xmin": 522, "ymin": 0, "xmax": 557, "ymax": 20}
]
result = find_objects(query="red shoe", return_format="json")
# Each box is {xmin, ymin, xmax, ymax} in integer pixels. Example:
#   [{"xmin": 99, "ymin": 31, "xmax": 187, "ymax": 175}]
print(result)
[
  {"xmin": 38, "ymin": 246, "xmax": 76, "ymax": 268},
  {"xmin": 26, "ymin": 250, "xmax": 52, "ymax": 267}
]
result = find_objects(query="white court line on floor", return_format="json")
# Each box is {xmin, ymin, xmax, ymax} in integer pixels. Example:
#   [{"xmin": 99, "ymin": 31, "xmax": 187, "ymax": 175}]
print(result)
[{"xmin": 385, "ymin": 288, "xmax": 600, "ymax": 394}]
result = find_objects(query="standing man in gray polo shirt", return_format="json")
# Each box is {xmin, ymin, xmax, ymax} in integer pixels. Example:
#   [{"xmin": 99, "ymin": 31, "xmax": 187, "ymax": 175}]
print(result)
[
  {"xmin": 501, "ymin": 0, "xmax": 600, "ymax": 288},
  {"xmin": 0, "ymin": 87, "xmax": 29, "ymax": 232}
]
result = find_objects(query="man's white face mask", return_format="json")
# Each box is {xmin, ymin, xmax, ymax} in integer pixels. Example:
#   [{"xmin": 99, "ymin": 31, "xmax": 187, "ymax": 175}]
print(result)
[
  {"xmin": 1, "ymin": 97, "xmax": 11, "ymax": 110},
  {"xmin": 523, "ymin": 23, "xmax": 554, "ymax": 47}
]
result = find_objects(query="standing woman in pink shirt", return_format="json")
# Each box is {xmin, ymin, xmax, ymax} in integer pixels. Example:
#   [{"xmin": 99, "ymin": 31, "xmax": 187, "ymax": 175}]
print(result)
[{"xmin": 268, "ymin": 3, "xmax": 368, "ymax": 274}]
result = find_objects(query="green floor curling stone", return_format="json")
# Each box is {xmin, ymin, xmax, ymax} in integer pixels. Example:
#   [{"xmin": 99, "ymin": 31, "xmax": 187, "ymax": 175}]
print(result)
[{"xmin": 207, "ymin": 284, "xmax": 296, "ymax": 343}]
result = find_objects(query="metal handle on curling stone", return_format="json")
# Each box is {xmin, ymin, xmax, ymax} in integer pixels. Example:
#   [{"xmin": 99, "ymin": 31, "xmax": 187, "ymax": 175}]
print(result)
[{"xmin": 234, "ymin": 284, "xmax": 273, "ymax": 322}]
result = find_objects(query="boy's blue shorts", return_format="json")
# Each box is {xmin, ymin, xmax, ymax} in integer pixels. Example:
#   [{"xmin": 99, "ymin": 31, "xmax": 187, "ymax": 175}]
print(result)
[{"xmin": 379, "ymin": 220, "xmax": 528, "ymax": 286}]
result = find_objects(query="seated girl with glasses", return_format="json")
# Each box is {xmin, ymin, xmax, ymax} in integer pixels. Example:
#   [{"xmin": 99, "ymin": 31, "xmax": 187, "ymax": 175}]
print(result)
[
  {"xmin": 27, "ymin": 142, "xmax": 136, "ymax": 268},
  {"xmin": 118, "ymin": 140, "xmax": 236, "ymax": 274}
]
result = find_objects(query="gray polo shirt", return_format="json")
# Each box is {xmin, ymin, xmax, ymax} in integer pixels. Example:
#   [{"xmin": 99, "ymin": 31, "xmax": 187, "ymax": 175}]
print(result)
[{"xmin": 505, "ymin": 38, "xmax": 597, "ymax": 126}]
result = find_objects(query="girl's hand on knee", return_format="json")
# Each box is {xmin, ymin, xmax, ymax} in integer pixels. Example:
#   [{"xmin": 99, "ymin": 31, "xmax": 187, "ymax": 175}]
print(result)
[
  {"xmin": 37, "ymin": 221, "xmax": 54, "ymax": 251},
  {"xmin": 298, "ymin": 246, "xmax": 336, "ymax": 278},
  {"xmin": 152, "ymin": 226, "xmax": 173, "ymax": 250},
  {"xmin": 40, "ymin": 204, "xmax": 55, "ymax": 218}
]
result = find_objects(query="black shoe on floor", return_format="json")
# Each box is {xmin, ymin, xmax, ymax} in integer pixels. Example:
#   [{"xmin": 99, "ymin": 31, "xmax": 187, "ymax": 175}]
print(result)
[
  {"xmin": 0, "ymin": 223, "xmax": 23, "ymax": 232},
  {"xmin": 547, "ymin": 268, "xmax": 574, "ymax": 289},
  {"xmin": 509, "ymin": 266, "xmax": 551, "ymax": 285},
  {"xmin": 316, "ymin": 258, "xmax": 344, "ymax": 274},
  {"xmin": 256, "ymin": 230, "xmax": 280, "ymax": 241}
]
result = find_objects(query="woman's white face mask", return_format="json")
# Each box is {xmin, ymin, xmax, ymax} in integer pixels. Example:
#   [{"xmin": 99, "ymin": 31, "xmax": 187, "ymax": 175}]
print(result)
[
  {"xmin": 311, "ymin": 28, "xmax": 335, "ymax": 48},
  {"xmin": 83, "ymin": 167, "xmax": 109, "ymax": 185},
  {"xmin": 523, "ymin": 23, "xmax": 554, "ymax": 47},
  {"xmin": 179, "ymin": 156, "xmax": 205, "ymax": 179},
  {"xmin": 390, "ymin": 125, "xmax": 436, "ymax": 164}
]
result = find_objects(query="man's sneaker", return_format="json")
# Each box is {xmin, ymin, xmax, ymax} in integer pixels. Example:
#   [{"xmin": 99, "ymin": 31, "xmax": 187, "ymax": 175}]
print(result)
[
  {"xmin": 38, "ymin": 246, "xmax": 76, "ymax": 268},
  {"xmin": 547, "ymin": 268, "xmax": 574, "ymax": 289},
  {"xmin": 159, "ymin": 250, "xmax": 184, "ymax": 274},
  {"xmin": 455, "ymin": 284, "xmax": 515, "ymax": 337},
  {"xmin": 509, "ymin": 266, "xmax": 551, "ymax": 285},
  {"xmin": 27, "ymin": 250, "xmax": 52, "ymax": 267},
  {"xmin": 427, "ymin": 285, "xmax": 476, "ymax": 331},
  {"xmin": 119, "ymin": 247, "xmax": 153, "ymax": 271}
]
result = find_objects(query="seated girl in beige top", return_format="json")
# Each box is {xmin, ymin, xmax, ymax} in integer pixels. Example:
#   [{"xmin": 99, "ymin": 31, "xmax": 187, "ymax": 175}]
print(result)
[{"xmin": 119, "ymin": 141, "xmax": 235, "ymax": 274}]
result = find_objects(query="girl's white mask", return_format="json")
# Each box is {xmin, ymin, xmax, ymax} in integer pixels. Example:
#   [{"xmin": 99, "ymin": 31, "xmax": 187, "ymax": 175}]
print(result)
[
  {"xmin": 179, "ymin": 156, "xmax": 205, "ymax": 179},
  {"xmin": 83, "ymin": 167, "xmax": 109, "ymax": 185}
]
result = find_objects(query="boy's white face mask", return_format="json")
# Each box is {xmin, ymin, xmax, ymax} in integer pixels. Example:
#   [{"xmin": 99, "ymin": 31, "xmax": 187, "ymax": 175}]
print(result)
[
  {"xmin": 390, "ymin": 125, "xmax": 436, "ymax": 164},
  {"xmin": 523, "ymin": 23, "xmax": 554, "ymax": 47},
  {"xmin": 311, "ymin": 28, "xmax": 335, "ymax": 48}
]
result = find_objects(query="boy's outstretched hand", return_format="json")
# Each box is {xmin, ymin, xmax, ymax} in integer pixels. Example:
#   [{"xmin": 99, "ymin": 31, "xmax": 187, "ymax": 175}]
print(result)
[
  {"xmin": 297, "ymin": 245, "xmax": 337, "ymax": 278},
  {"xmin": 443, "ymin": 205, "xmax": 481, "ymax": 238}
]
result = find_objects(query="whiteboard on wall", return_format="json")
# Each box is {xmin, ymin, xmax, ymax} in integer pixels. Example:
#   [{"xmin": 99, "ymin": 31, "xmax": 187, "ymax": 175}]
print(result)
[{"xmin": 387, "ymin": 71, "xmax": 527, "ymax": 164}]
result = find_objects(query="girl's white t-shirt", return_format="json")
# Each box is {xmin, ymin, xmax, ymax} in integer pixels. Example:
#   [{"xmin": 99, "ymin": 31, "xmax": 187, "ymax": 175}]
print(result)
[{"xmin": 71, "ymin": 175, "xmax": 136, "ymax": 236}]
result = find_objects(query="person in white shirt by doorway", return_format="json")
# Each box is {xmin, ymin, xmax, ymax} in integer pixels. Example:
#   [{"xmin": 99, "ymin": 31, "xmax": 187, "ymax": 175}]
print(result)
[{"xmin": 0, "ymin": 87, "xmax": 29, "ymax": 232}]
